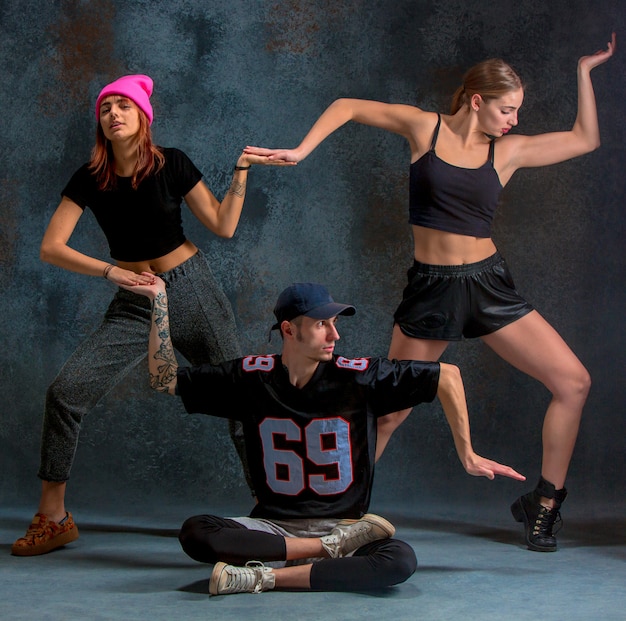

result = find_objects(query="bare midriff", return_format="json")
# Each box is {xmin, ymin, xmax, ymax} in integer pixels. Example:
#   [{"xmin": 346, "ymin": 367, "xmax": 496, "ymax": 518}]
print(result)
[
  {"xmin": 411, "ymin": 225, "xmax": 498, "ymax": 265},
  {"xmin": 115, "ymin": 239, "xmax": 199, "ymax": 274}
]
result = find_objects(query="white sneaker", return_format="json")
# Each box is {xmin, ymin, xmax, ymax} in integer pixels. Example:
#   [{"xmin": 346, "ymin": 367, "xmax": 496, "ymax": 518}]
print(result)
[
  {"xmin": 320, "ymin": 513, "xmax": 395, "ymax": 558},
  {"xmin": 209, "ymin": 560, "xmax": 276, "ymax": 595}
]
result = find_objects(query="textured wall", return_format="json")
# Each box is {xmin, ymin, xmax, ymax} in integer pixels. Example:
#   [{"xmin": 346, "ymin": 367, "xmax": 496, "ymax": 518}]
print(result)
[{"xmin": 1, "ymin": 0, "xmax": 624, "ymax": 517}]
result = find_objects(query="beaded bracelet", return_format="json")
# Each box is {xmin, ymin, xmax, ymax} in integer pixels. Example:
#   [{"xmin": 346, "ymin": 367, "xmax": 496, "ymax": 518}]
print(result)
[
  {"xmin": 103, "ymin": 264, "xmax": 115, "ymax": 280},
  {"xmin": 234, "ymin": 165, "xmax": 251, "ymax": 171}
]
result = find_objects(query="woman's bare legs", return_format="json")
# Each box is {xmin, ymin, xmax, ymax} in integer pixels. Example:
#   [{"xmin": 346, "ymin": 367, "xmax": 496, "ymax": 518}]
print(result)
[
  {"xmin": 378, "ymin": 312, "xmax": 589, "ymax": 495},
  {"xmin": 375, "ymin": 325, "xmax": 449, "ymax": 461},
  {"xmin": 481, "ymin": 310, "xmax": 590, "ymax": 505}
]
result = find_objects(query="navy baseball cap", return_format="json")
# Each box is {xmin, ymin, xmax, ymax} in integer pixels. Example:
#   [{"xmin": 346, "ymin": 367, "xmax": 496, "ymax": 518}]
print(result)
[{"xmin": 270, "ymin": 283, "xmax": 356, "ymax": 331}]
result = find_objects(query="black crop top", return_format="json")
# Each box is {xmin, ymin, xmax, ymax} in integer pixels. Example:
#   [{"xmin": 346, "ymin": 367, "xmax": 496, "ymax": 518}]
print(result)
[
  {"xmin": 61, "ymin": 148, "xmax": 203, "ymax": 261},
  {"xmin": 409, "ymin": 115, "xmax": 502, "ymax": 238}
]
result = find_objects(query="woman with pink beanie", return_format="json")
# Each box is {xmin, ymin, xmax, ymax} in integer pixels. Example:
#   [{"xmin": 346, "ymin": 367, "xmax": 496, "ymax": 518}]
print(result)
[{"xmin": 11, "ymin": 74, "xmax": 291, "ymax": 556}]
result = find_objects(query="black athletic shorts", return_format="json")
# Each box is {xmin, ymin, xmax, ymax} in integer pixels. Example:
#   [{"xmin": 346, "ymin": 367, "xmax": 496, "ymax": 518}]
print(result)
[{"xmin": 393, "ymin": 252, "xmax": 534, "ymax": 340}]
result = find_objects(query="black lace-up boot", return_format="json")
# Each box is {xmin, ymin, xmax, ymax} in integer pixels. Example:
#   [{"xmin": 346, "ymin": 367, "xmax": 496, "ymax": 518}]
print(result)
[{"xmin": 511, "ymin": 476, "xmax": 568, "ymax": 552}]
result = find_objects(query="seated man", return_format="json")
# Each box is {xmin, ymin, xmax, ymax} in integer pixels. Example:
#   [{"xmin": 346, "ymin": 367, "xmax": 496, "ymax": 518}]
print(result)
[{"xmin": 128, "ymin": 279, "xmax": 524, "ymax": 595}]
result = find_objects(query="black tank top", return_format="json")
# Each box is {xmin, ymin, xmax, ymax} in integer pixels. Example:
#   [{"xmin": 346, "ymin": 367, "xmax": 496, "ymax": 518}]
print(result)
[{"xmin": 408, "ymin": 115, "xmax": 502, "ymax": 238}]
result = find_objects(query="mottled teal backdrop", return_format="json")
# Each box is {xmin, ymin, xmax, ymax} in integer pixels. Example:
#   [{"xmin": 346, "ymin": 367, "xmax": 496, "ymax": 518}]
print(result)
[{"xmin": 1, "ymin": 1, "xmax": 624, "ymax": 519}]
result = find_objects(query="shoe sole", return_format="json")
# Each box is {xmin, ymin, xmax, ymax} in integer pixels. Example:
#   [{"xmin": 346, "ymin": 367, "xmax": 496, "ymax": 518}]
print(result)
[
  {"xmin": 209, "ymin": 561, "xmax": 228, "ymax": 595},
  {"xmin": 11, "ymin": 525, "xmax": 79, "ymax": 557},
  {"xmin": 362, "ymin": 513, "xmax": 395, "ymax": 538},
  {"xmin": 510, "ymin": 499, "xmax": 556, "ymax": 553},
  {"xmin": 337, "ymin": 513, "xmax": 396, "ymax": 538}
]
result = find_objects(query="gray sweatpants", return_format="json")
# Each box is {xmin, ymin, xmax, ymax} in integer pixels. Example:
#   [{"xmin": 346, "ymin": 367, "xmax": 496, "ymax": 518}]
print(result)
[{"xmin": 38, "ymin": 250, "xmax": 248, "ymax": 484}]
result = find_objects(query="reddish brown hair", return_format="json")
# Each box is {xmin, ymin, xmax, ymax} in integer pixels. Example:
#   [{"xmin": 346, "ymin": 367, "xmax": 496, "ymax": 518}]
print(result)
[
  {"xmin": 450, "ymin": 58, "xmax": 524, "ymax": 114},
  {"xmin": 88, "ymin": 109, "xmax": 165, "ymax": 191}
]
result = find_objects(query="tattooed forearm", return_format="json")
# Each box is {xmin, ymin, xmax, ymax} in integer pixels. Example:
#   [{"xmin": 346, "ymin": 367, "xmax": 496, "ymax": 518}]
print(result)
[
  {"xmin": 149, "ymin": 291, "xmax": 178, "ymax": 394},
  {"xmin": 228, "ymin": 178, "xmax": 246, "ymax": 197},
  {"xmin": 153, "ymin": 292, "xmax": 168, "ymax": 327},
  {"xmin": 149, "ymin": 340, "xmax": 178, "ymax": 392},
  {"xmin": 150, "ymin": 370, "xmax": 175, "ymax": 393}
]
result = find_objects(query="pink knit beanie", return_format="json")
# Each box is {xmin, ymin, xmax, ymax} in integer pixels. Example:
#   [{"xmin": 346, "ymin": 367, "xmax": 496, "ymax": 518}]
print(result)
[{"xmin": 95, "ymin": 74, "xmax": 154, "ymax": 125}]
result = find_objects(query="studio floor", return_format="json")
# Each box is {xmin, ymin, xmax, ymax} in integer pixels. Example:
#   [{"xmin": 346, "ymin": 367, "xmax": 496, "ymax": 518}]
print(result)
[{"xmin": 1, "ymin": 500, "xmax": 625, "ymax": 621}]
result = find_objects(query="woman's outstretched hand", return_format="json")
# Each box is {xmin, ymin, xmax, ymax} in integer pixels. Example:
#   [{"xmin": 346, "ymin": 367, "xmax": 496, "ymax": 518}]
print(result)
[
  {"xmin": 119, "ymin": 272, "xmax": 165, "ymax": 301},
  {"xmin": 239, "ymin": 149, "xmax": 299, "ymax": 166},
  {"xmin": 243, "ymin": 146, "xmax": 301, "ymax": 164},
  {"xmin": 579, "ymin": 31, "xmax": 616, "ymax": 72}
]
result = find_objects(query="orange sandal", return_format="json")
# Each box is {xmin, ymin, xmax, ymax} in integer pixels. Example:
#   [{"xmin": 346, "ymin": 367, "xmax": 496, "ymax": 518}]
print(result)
[{"xmin": 11, "ymin": 512, "xmax": 79, "ymax": 556}]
